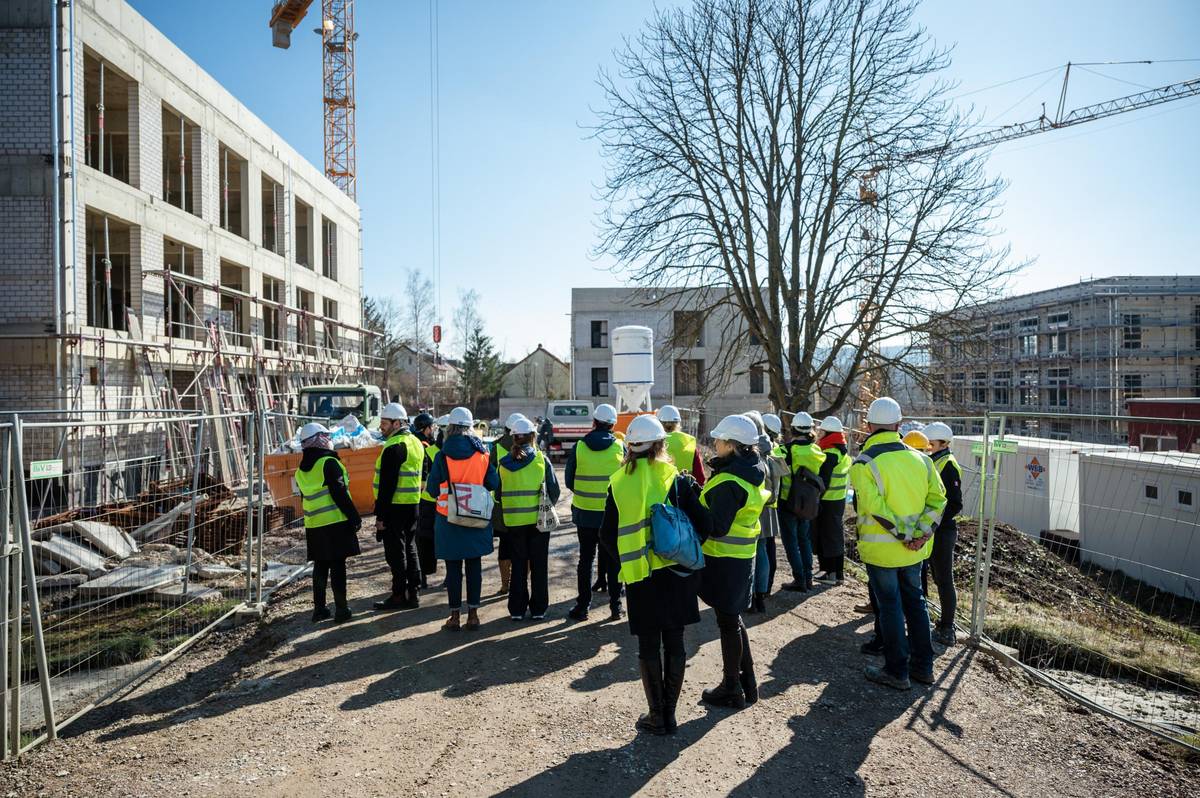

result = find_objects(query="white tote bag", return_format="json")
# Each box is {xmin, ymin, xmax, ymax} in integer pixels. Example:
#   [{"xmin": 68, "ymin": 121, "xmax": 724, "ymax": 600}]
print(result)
[
  {"xmin": 537, "ymin": 480, "xmax": 560, "ymax": 533},
  {"xmin": 446, "ymin": 482, "xmax": 494, "ymax": 528}
]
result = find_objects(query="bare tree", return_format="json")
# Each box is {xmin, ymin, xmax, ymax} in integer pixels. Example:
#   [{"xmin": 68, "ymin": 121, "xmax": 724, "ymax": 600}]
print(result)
[
  {"xmin": 362, "ymin": 295, "xmax": 405, "ymax": 398},
  {"xmin": 595, "ymin": 0, "xmax": 1021, "ymax": 415},
  {"xmin": 452, "ymin": 289, "xmax": 482, "ymax": 360},
  {"xmin": 400, "ymin": 269, "xmax": 436, "ymax": 407},
  {"xmin": 519, "ymin": 357, "xmax": 537, "ymax": 398}
]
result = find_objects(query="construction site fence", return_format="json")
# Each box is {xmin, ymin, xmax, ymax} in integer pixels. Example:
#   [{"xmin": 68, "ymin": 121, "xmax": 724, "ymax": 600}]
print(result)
[{"xmin": 0, "ymin": 409, "xmax": 310, "ymax": 760}]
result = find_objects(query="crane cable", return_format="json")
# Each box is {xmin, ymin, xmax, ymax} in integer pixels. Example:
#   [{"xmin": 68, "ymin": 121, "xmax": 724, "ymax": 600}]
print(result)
[{"xmin": 429, "ymin": 0, "xmax": 442, "ymax": 326}]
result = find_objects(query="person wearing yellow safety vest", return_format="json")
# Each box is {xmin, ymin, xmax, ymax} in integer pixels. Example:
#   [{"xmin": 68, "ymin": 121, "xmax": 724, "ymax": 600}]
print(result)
[
  {"xmin": 565, "ymin": 403, "xmax": 625, "ymax": 621},
  {"xmin": 813, "ymin": 416, "xmax": 853, "ymax": 584},
  {"xmin": 497, "ymin": 416, "xmax": 560, "ymax": 621},
  {"xmin": 698, "ymin": 415, "xmax": 771, "ymax": 709},
  {"xmin": 598, "ymin": 415, "xmax": 707, "ymax": 735},
  {"xmin": 851, "ymin": 397, "xmax": 948, "ymax": 690},
  {"xmin": 747, "ymin": 412, "xmax": 788, "ymax": 614},
  {"xmin": 371, "ymin": 402, "xmax": 425, "ymax": 611},
  {"xmin": 490, "ymin": 412, "xmax": 527, "ymax": 596},
  {"xmin": 294, "ymin": 422, "xmax": 362, "ymax": 623},
  {"xmin": 656, "ymin": 405, "xmax": 706, "ymax": 485},
  {"xmin": 922, "ymin": 421, "xmax": 963, "ymax": 647},
  {"xmin": 779, "ymin": 411, "xmax": 825, "ymax": 592},
  {"xmin": 412, "ymin": 412, "xmax": 440, "ymax": 590}
]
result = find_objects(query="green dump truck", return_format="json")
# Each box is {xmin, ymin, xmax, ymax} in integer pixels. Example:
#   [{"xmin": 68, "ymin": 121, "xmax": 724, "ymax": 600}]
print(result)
[{"xmin": 297, "ymin": 383, "xmax": 383, "ymax": 430}]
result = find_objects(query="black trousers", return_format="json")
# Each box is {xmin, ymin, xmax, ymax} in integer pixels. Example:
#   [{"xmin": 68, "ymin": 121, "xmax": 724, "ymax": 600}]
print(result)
[
  {"xmin": 507, "ymin": 525, "xmax": 550, "ymax": 617},
  {"xmin": 312, "ymin": 558, "xmax": 347, "ymax": 607},
  {"xmin": 417, "ymin": 501, "xmax": 438, "ymax": 578},
  {"xmin": 922, "ymin": 522, "xmax": 958, "ymax": 628},
  {"xmin": 637, "ymin": 627, "xmax": 684, "ymax": 662},
  {"xmin": 576, "ymin": 526, "xmax": 620, "ymax": 612},
  {"xmin": 380, "ymin": 505, "xmax": 420, "ymax": 597}
]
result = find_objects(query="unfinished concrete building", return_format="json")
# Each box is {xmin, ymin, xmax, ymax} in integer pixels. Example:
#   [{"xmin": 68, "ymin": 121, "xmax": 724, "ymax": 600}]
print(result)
[
  {"xmin": 929, "ymin": 276, "xmax": 1200, "ymax": 442},
  {"xmin": 0, "ymin": 0, "xmax": 375, "ymax": 432}
]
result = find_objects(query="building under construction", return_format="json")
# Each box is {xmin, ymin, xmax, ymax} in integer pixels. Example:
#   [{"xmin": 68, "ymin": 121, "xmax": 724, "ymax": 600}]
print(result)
[
  {"xmin": 929, "ymin": 276, "xmax": 1200, "ymax": 442},
  {"xmin": 0, "ymin": 0, "xmax": 376, "ymax": 442}
]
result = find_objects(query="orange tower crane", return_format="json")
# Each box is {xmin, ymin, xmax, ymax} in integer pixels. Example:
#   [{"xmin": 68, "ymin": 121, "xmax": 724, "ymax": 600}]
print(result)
[{"xmin": 269, "ymin": 0, "xmax": 359, "ymax": 199}]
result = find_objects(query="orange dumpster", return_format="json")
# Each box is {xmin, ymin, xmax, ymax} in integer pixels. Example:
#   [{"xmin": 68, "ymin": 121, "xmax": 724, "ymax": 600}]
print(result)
[{"xmin": 263, "ymin": 446, "xmax": 384, "ymax": 519}]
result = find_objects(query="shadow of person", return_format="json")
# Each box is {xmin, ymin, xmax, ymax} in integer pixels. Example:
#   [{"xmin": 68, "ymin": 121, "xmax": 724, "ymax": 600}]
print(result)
[{"xmin": 488, "ymin": 711, "xmax": 727, "ymax": 798}]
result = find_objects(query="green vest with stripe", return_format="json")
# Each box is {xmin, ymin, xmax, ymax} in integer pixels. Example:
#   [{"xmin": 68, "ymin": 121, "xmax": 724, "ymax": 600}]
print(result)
[
  {"xmin": 373, "ymin": 431, "xmax": 424, "ymax": 505},
  {"xmin": 419, "ymin": 443, "xmax": 440, "ymax": 503},
  {"xmin": 499, "ymin": 450, "xmax": 546, "ymax": 528},
  {"xmin": 822, "ymin": 448, "xmax": 852, "ymax": 501},
  {"xmin": 611, "ymin": 459, "xmax": 678, "ymax": 585},
  {"xmin": 772, "ymin": 444, "xmax": 791, "ymax": 504},
  {"xmin": 665, "ymin": 430, "xmax": 696, "ymax": 471},
  {"xmin": 934, "ymin": 450, "xmax": 962, "ymax": 482},
  {"xmin": 571, "ymin": 440, "xmax": 624, "ymax": 512},
  {"xmin": 700, "ymin": 472, "xmax": 769, "ymax": 559},
  {"xmin": 295, "ymin": 454, "xmax": 349, "ymax": 529},
  {"xmin": 785, "ymin": 440, "xmax": 823, "ymax": 504}
]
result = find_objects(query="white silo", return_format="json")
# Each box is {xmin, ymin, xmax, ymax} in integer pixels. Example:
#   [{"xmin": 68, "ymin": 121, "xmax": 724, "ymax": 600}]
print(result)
[{"xmin": 611, "ymin": 325, "xmax": 654, "ymax": 414}]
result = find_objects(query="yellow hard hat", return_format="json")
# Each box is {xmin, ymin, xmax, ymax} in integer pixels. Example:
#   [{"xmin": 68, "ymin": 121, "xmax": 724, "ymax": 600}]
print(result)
[{"xmin": 903, "ymin": 430, "xmax": 930, "ymax": 451}]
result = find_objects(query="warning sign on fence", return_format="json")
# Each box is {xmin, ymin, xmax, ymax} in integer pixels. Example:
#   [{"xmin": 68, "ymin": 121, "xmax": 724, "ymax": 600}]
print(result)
[{"xmin": 1024, "ymin": 456, "xmax": 1046, "ymax": 491}]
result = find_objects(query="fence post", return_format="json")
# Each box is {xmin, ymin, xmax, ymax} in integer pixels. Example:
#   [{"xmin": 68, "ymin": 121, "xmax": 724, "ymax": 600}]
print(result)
[
  {"xmin": 970, "ymin": 412, "xmax": 991, "ymax": 638},
  {"xmin": 255, "ymin": 409, "xmax": 266, "ymax": 604},
  {"xmin": 9, "ymin": 414, "xmax": 57, "ymax": 742},
  {"xmin": 974, "ymin": 413, "xmax": 1008, "ymax": 642},
  {"xmin": 244, "ymin": 413, "xmax": 256, "ymax": 603},
  {"xmin": 0, "ymin": 424, "xmax": 10, "ymax": 760},
  {"xmin": 181, "ymin": 417, "xmax": 206, "ymax": 593}
]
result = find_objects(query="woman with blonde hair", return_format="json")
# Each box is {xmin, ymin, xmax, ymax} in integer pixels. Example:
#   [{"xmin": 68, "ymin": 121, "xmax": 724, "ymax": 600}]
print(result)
[{"xmin": 599, "ymin": 415, "xmax": 706, "ymax": 735}]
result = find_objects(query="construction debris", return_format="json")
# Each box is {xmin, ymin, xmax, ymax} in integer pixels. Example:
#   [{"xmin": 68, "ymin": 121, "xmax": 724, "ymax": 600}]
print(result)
[
  {"xmin": 31, "ymin": 536, "xmax": 108, "ymax": 577},
  {"xmin": 77, "ymin": 565, "xmax": 185, "ymax": 599}
]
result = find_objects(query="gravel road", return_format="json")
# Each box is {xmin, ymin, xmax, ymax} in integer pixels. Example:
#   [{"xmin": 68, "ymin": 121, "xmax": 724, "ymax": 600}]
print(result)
[{"xmin": 3, "ymin": 499, "xmax": 1196, "ymax": 796}]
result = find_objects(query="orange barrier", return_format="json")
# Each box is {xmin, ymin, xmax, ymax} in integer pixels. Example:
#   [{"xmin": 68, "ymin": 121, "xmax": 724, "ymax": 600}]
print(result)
[{"xmin": 263, "ymin": 447, "xmax": 382, "ymax": 517}]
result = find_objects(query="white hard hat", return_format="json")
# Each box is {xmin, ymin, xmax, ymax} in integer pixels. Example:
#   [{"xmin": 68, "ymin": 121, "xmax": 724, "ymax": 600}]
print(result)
[
  {"xmin": 593, "ymin": 403, "xmax": 618, "ymax": 425},
  {"xmin": 866, "ymin": 397, "xmax": 903, "ymax": 426},
  {"xmin": 448, "ymin": 406, "xmax": 474, "ymax": 426},
  {"xmin": 656, "ymin": 405, "xmax": 682, "ymax": 423},
  {"xmin": 819, "ymin": 416, "xmax": 843, "ymax": 433},
  {"xmin": 791, "ymin": 411, "xmax": 814, "ymax": 430},
  {"xmin": 711, "ymin": 414, "xmax": 760, "ymax": 446},
  {"xmin": 436, "ymin": 414, "xmax": 450, "ymax": 426},
  {"xmin": 509, "ymin": 416, "xmax": 536, "ymax": 435},
  {"xmin": 626, "ymin": 414, "xmax": 667, "ymax": 445},
  {"xmin": 298, "ymin": 422, "xmax": 330, "ymax": 442},
  {"xmin": 380, "ymin": 402, "xmax": 408, "ymax": 421},
  {"xmin": 743, "ymin": 410, "xmax": 764, "ymax": 429},
  {"xmin": 762, "ymin": 413, "xmax": 783, "ymax": 435},
  {"xmin": 924, "ymin": 421, "xmax": 954, "ymax": 442}
]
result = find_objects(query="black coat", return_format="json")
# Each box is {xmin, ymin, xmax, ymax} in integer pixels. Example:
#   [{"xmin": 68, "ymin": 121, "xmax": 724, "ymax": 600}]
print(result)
[
  {"xmin": 696, "ymin": 451, "xmax": 765, "ymax": 616},
  {"xmin": 300, "ymin": 448, "xmax": 362, "ymax": 562}
]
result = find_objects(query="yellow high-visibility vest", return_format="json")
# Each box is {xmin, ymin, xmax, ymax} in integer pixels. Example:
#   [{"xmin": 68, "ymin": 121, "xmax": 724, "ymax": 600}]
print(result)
[
  {"xmin": 700, "ymin": 472, "xmax": 769, "ymax": 559},
  {"xmin": 611, "ymin": 458, "xmax": 679, "ymax": 584},
  {"xmin": 499, "ymin": 450, "xmax": 546, "ymax": 528},
  {"xmin": 571, "ymin": 440, "xmax": 624, "ymax": 512},
  {"xmin": 295, "ymin": 454, "xmax": 349, "ymax": 529},
  {"xmin": 373, "ymin": 431, "xmax": 424, "ymax": 505}
]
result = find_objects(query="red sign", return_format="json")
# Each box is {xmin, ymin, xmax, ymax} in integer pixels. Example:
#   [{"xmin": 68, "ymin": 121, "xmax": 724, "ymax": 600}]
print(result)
[{"xmin": 432, "ymin": 324, "xmax": 442, "ymax": 344}]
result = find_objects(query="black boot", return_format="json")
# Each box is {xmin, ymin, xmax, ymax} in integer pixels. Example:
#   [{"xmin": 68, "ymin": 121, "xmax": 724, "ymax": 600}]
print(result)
[
  {"xmin": 702, "ymin": 625, "xmax": 746, "ymax": 709},
  {"xmin": 662, "ymin": 652, "xmax": 686, "ymax": 734},
  {"xmin": 403, "ymin": 588, "xmax": 420, "ymax": 609},
  {"xmin": 753, "ymin": 592, "xmax": 766, "ymax": 614},
  {"xmin": 635, "ymin": 658, "xmax": 667, "ymax": 735},
  {"xmin": 311, "ymin": 605, "xmax": 331, "ymax": 623},
  {"xmin": 738, "ymin": 621, "xmax": 758, "ymax": 705},
  {"xmin": 333, "ymin": 591, "xmax": 352, "ymax": 624},
  {"xmin": 311, "ymin": 566, "xmax": 330, "ymax": 622}
]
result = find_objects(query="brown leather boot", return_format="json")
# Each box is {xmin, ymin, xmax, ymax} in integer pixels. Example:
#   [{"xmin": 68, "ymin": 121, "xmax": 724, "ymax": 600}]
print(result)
[{"xmin": 498, "ymin": 559, "xmax": 512, "ymax": 595}]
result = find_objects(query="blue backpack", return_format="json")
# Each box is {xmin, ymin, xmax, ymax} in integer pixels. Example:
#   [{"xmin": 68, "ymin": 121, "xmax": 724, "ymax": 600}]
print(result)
[{"xmin": 649, "ymin": 479, "xmax": 705, "ymax": 571}]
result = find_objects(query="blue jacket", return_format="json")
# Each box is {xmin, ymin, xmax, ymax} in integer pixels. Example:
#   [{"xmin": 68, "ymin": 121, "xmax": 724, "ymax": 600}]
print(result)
[
  {"xmin": 565, "ymin": 428, "xmax": 619, "ymax": 528},
  {"xmin": 500, "ymin": 445, "xmax": 561, "ymax": 506},
  {"xmin": 426, "ymin": 433, "xmax": 501, "ymax": 560}
]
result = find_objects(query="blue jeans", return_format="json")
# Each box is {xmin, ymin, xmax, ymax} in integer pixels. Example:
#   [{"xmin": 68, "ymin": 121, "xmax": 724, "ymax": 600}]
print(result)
[
  {"xmin": 754, "ymin": 539, "xmax": 770, "ymax": 594},
  {"xmin": 779, "ymin": 513, "xmax": 813, "ymax": 585},
  {"xmin": 867, "ymin": 563, "xmax": 933, "ymax": 680},
  {"xmin": 445, "ymin": 557, "xmax": 482, "ymax": 610}
]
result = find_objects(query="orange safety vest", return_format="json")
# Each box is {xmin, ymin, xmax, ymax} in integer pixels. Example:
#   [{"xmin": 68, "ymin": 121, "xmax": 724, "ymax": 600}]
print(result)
[{"xmin": 436, "ymin": 449, "xmax": 491, "ymax": 517}]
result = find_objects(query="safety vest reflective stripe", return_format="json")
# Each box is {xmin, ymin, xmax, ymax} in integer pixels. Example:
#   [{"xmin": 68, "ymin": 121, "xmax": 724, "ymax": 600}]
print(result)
[
  {"xmin": 665, "ymin": 431, "xmax": 696, "ymax": 472},
  {"xmin": 611, "ymin": 459, "xmax": 678, "ymax": 584},
  {"xmin": 572, "ymin": 441, "xmax": 624, "ymax": 512},
  {"xmin": 295, "ymin": 455, "xmax": 349, "ymax": 530},
  {"xmin": 436, "ymin": 448, "xmax": 491, "ymax": 516},
  {"xmin": 772, "ymin": 445, "xmax": 792, "ymax": 503},
  {"xmin": 700, "ymin": 472, "xmax": 769, "ymax": 560},
  {"xmin": 374, "ymin": 432, "xmax": 425, "ymax": 506},
  {"xmin": 499, "ymin": 451, "xmax": 546, "ymax": 527},
  {"xmin": 851, "ymin": 431, "xmax": 945, "ymax": 568},
  {"xmin": 822, "ymin": 448, "xmax": 852, "ymax": 501},
  {"xmin": 420, "ymin": 443, "xmax": 440, "ymax": 502}
]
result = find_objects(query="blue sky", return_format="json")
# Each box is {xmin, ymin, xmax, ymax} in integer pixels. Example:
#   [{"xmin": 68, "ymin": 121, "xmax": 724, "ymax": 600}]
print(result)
[{"xmin": 130, "ymin": 0, "xmax": 1200, "ymax": 361}]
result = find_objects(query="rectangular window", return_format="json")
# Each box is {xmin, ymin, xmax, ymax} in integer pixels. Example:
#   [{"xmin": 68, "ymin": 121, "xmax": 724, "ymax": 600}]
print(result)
[
  {"xmin": 1144, "ymin": 484, "xmax": 1159, "ymax": 502},
  {"xmin": 322, "ymin": 298, "xmax": 339, "ymax": 352},
  {"xmin": 1019, "ymin": 334, "xmax": 1038, "ymax": 357},
  {"xmin": 971, "ymin": 372, "xmax": 987, "ymax": 405},
  {"xmin": 1046, "ymin": 367, "xmax": 1070, "ymax": 408},
  {"xmin": 1048, "ymin": 331, "xmax": 1068, "ymax": 355},
  {"xmin": 262, "ymin": 276, "xmax": 283, "ymax": 350},
  {"xmin": 1195, "ymin": 305, "xmax": 1200, "ymax": 351},
  {"xmin": 296, "ymin": 288, "xmax": 315, "ymax": 352},
  {"xmin": 992, "ymin": 321, "xmax": 1011, "ymax": 334},
  {"xmin": 295, "ymin": 198, "xmax": 313, "ymax": 268},
  {"xmin": 674, "ymin": 359, "xmax": 705, "ymax": 396},
  {"xmin": 992, "ymin": 335, "xmax": 1011, "ymax": 359},
  {"xmin": 1177, "ymin": 489, "xmax": 1194, "ymax": 509},
  {"xmin": 1047, "ymin": 310, "xmax": 1070, "ymax": 329},
  {"xmin": 85, "ymin": 212, "xmax": 132, "ymax": 331},
  {"xmin": 992, "ymin": 371, "xmax": 1011, "ymax": 406},
  {"xmin": 590, "ymin": 320, "xmax": 608, "ymax": 349},
  {"xmin": 673, "ymin": 311, "xmax": 705, "ymax": 347},
  {"xmin": 1019, "ymin": 316, "xmax": 1039, "ymax": 331},
  {"xmin": 1194, "ymin": 365, "xmax": 1200, "ymax": 399},
  {"xmin": 218, "ymin": 143, "xmax": 249, "ymax": 239},
  {"xmin": 750, "ymin": 366, "xmax": 765, "ymax": 395},
  {"xmin": 1049, "ymin": 421, "xmax": 1070, "ymax": 441},
  {"xmin": 219, "ymin": 260, "xmax": 250, "ymax": 348},
  {"xmin": 261, "ymin": 174, "xmax": 284, "ymax": 255},
  {"xmin": 590, "ymin": 367, "xmax": 609, "ymax": 397},
  {"xmin": 164, "ymin": 237, "xmax": 197, "ymax": 340},
  {"xmin": 949, "ymin": 372, "xmax": 965, "ymax": 405},
  {"xmin": 1122, "ymin": 313, "xmax": 1142, "ymax": 350},
  {"xmin": 321, "ymin": 216, "xmax": 338, "ymax": 281},
  {"xmin": 83, "ymin": 52, "xmax": 131, "ymax": 184},
  {"xmin": 1019, "ymin": 369, "xmax": 1038, "ymax": 407},
  {"xmin": 1123, "ymin": 374, "xmax": 1143, "ymax": 400},
  {"xmin": 160, "ymin": 104, "xmax": 199, "ymax": 215}
]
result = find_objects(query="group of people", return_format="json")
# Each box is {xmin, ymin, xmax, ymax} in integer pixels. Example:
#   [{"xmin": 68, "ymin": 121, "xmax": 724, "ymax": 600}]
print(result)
[{"xmin": 290, "ymin": 394, "xmax": 962, "ymax": 734}]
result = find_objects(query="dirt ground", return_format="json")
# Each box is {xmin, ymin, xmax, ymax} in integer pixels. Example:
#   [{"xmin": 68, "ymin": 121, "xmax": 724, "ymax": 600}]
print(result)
[{"xmin": 3, "ymin": 499, "xmax": 1198, "ymax": 796}]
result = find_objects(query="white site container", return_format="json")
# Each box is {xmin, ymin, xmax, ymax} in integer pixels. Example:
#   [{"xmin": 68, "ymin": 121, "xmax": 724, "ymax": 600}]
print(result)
[
  {"xmin": 611, "ymin": 325, "xmax": 654, "ymax": 413},
  {"xmin": 1077, "ymin": 451, "xmax": 1200, "ymax": 597},
  {"xmin": 952, "ymin": 435, "xmax": 1126, "ymax": 539}
]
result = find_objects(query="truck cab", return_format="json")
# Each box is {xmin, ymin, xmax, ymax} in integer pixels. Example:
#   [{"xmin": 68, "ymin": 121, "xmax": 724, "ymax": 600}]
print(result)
[
  {"xmin": 297, "ymin": 383, "xmax": 383, "ymax": 430},
  {"xmin": 545, "ymin": 399, "xmax": 594, "ymax": 454}
]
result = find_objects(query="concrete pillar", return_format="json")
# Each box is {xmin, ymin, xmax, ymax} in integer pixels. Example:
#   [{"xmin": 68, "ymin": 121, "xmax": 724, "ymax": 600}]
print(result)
[{"xmin": 126, "ymin": 81, "xmax": 161, "ymax": 196}]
